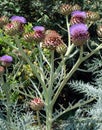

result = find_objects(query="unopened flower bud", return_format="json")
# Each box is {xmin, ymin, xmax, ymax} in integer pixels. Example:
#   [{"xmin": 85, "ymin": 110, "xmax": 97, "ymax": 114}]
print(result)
[
  {"xmin": 4, "ymin": 21, "xmax": 24, "ymax": 36},
  {"xmin": 97, "ymin": 25, "xmax": 102, "ymax": 37},
  {"xmin": 43, "ymin": 30, "xmax": 64, "ymax": 50},
  {"xmin": 86, "ymin": 11, "xmax": 100, "ymax": 21},
  {"xmin": 56, "ymin": 43, "xmax": 67, "ymax": 55},
  {"xmin": 29, "ymin": 98, "xmax": 44, "ymax": 111},
  {"xmin": 0, "ymin": 16, "xmax": 9, "ymax": 28},
  {"xmin": 72, "ymin": 4, "xmax": 81, "ymax": 11},
  {"xmin": 59, "ymin": 4, "xmax": 72, "ymax": 15},
  {"xmin": 23, "ymin": 32, "xmax": 35, "ymax": 42}
]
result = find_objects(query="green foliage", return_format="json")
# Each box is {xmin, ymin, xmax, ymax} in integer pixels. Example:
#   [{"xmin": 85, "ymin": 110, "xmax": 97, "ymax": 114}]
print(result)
[{"xmin": 0, "ymin": 0, "xmax": 20, "ymax": 16}]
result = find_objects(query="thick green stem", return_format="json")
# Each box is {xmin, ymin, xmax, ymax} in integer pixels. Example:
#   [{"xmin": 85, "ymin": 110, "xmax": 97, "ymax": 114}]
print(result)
[
  {"xmin": 36, "ymin": 111, "xmax": 42, "ymax": 130},
  {"xmin": 48, "ymin": 50, "xmax": 54, "ymax": 98},
  {"xmin": 54, "ymin": 44, "xmax": 75, "ymax": 79},
  {"xmin": 52, "ymin": 57, "xmax": 82, "ymax": 107},
  {"xmin": 37, "ymin": 44, "xmax": 45, "ymax": 83},
  {"xmin": 45, "ymin": 50, "xmax": 54, "ymax": 130},
  {"xmin": 52, "ymin": 46, "xmax": 83, "ymax": 107},
  {"xmin": 45, "ymin": 104, "xmax": 53, "ymax": 130}
]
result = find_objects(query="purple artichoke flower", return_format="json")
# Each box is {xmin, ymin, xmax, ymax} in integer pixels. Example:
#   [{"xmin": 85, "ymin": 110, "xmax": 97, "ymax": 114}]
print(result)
[
  {"xmin": 10, "ymin": 16, "xmax": 26, "ymax": 23},
  {"xmin": 70, "ymin": 23, "xmax": 89, "ymax": 45},
  {"xmin": 0, "ymin": 55, "xmax": 13, "ymax": 67},
  {"xmin": 33, "ymin": 26, "xmax": 45, "ymax": 32},
  {"xmin": 31, "ymin": 26, "xmax": 45, "ymax": 42},
  {"xmin": 70, "ymin": 11, "xmax": 86, "ymax": 25},
  {"xmin": 72, "ymin": 11, "xmax": 86, "ymax": 18}
]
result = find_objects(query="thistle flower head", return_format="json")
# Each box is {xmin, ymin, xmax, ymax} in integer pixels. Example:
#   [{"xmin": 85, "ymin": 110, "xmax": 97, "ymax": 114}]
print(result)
[
  {"xmin": 4, "ymin": 21, "xmax": 24, "ymax": 36},
  {"xmin": 0, "ymin": 55, "xmax": 13, "ymax": 62},
  {"xmin": 10, "ymin": 16, "xmax": 26, "ymax": 23},
  {"xmin": 43, "ymin": 30, "xmax": 64, "ymax": 49},
  {"xmin": 29, "ymin": 97, "xmax": 44, "ymax": 111},
  {"xmin": 70, "ymin": 24, "xmax": 89, "ymax": 46},
  {"xmin": 33, "ymin": 26, "xmax": 45, "ymax": 32},
  {"xmin": 70, "ymin": 11, "xmax": 86, "ymax": 25},
  {"xmin": 31, "ymin": 26, "xmax": 45, "ymax": 42},
  {"xmin": 56, "ymin": 43, "xmax": 67, "ymax": 55},
  {"xmin": 0, "ymin": 55, "xmax": 13, "ymax": 67},
  {"xmin": 72, "ymin": 11, "xmax": 86, "ymax": 18}
]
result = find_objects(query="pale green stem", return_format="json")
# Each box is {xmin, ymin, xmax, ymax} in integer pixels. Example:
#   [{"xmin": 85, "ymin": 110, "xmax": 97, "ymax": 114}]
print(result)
[
  {"xmin": 39, "ymin": 47, "xmax": 51, "ymax": 68},
  {"xmin": 14, "ymin": 88, "xmax": 34, "ymax": 98},
  {"xmin": 66, "ymin": 15, "xmax": 71, "ymax": 47},
  {"xmin": 54, "ymin": 44, "xmax": 75, "ymax": 78},
  {"xmin": 36, "ymin": 111, "xmax": 42, "ymax": 130},
  {"xmin": 37, "ymin": 44, "xmax": 45, "ymax": 83},
  {"xmin": 48, "ymin": 50, "xmax": 54, "ymax": 98},
  {"xmin": 61, "ymin": 54, "xmax": 66, "ymax": 76},
  {"xmin": 45, "ymin": 104, "xmax": 53, "ymax": 130},
  {"xmin": 52, "ymin": 46, "xmax": 84, "ymax": 107},
  {"xmin": 52, "ymin": 57, "xmax": 82, "ymax": 107},
  {"xmin": 15, "ymin": 37, "xmax": 47, "ymax": 96},
  {"xmin": 82, "ymin": 44, "xmax": 102, "ymax": 61},
  {"xmin": 65, "ymin": 43, "xmax": 75, "ymax": 58},
  {"xmin": 29, "ymin": 78, "xmax": 42, "ymax": 99},
  {"xmin": 45, "ymin": 50, "xmax": 54, "ymax": 130},
  {"xmin": 13, "ymin": 61, "xmax": 23, "ymax": 80}
]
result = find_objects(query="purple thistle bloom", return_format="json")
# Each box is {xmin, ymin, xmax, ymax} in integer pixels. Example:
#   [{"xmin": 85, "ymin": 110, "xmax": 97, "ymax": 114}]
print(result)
[
  {"xmin": 72, "ymin": 11, "xmax": 86, "ymax": 18},
  {"xmin": 0, "ymin": 55, "xmax": 13, "ymax": 63},
  {"xmin": 70, "ymin": 24, "xmax": 89, "ymax": 45},
  {"xmin": 33, "ymin": 26, "xmax": 45, "ymax": 32},
  {"xmin": 10, "ymin": 16, "xmax": 26, "ymax": 23}
]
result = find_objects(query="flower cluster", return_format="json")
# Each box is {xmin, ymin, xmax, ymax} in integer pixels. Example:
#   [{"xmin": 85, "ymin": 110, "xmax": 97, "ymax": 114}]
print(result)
[
  {"xmin": 59, "ymin": 4, "xmax": 81, "ymax": 16},
  {"xmin": 59, "ymin": 3, "xmax": 100, "ymax": 46},
  {"xmin": 70, "ymin": 11, "xmax": 89, "ymax": 46}
]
